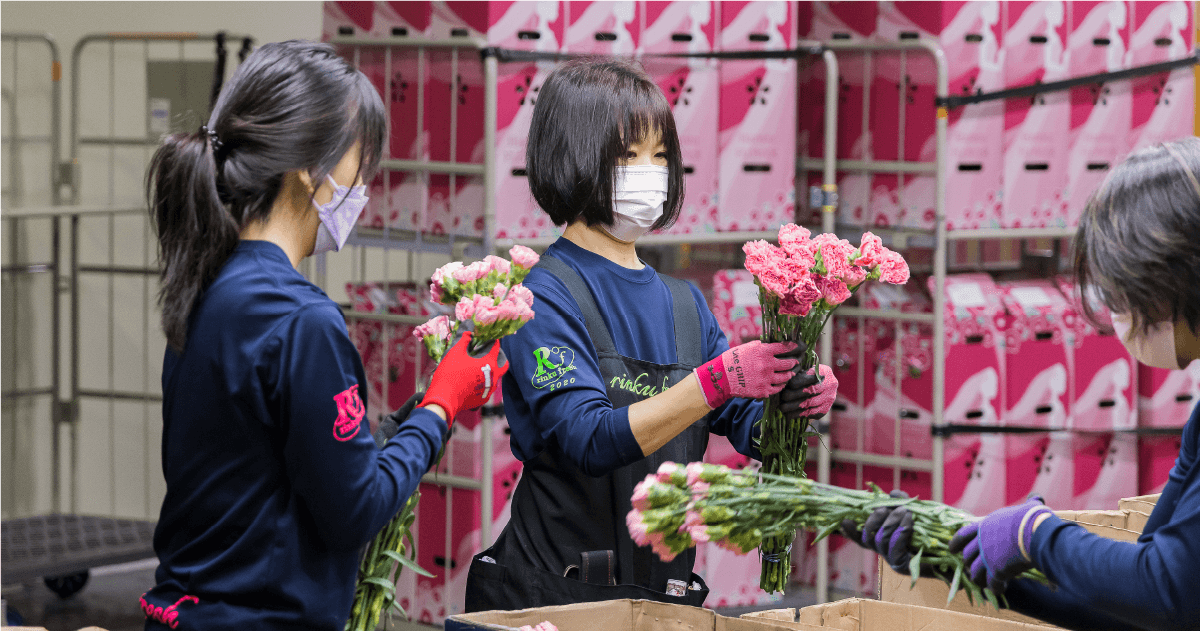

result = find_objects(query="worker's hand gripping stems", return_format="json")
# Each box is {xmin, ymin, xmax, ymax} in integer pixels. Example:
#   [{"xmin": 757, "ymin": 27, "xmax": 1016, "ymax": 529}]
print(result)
[
  {"xmin": 693, "ymin": 340, "xmax": 801, "ymax": 410},
  {"xmin": 419, "ymin": 329, "xmax": 509, "ymax": 426}
]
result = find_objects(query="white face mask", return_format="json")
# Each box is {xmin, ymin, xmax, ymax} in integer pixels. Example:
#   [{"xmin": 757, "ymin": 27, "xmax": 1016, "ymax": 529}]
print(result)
[
  {"xmin": 312, "ymin": 175, "xmax": 368, "ymax": 256},
  {"xmin": 602, "ymin": 165, "xmax": 668, "ymax": 243},
  {"xmin": 1111, "ymin": 313, "xmax": 1180, "ymax": 370}
]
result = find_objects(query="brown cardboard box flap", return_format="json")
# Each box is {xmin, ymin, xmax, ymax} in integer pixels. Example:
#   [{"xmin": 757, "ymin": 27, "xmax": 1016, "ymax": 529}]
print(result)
[
  {"xmin": 876, "ymin": 568, "xmax": 1056, "ymax": 627},
  {"xmin": 1071, "ymin": 509, "xmax": 1128, "ymax": 528},
  {"xmin": 449, "ymin": 600, "xmax": 804, "ymax": 631},
  {"xmin": 1118, "ymin": 494, "xmax": 1160, "ymax": 515},
  {"xmin": 799, "ymin": 599, "xmax": 1053, "ymax": 630},
  {"xmin": 1125, "ymin": 509, "xmax": 1151, "ymax": 534},
  {"xmin": 740, "ymin": 609, "xmax": 798, "ymax": 622}
]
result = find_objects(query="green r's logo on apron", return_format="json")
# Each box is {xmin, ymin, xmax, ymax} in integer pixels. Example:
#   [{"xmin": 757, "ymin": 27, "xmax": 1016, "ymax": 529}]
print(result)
[{"xmin": 531, "ymin": 346, "xmax": 578, "ymax": 390}]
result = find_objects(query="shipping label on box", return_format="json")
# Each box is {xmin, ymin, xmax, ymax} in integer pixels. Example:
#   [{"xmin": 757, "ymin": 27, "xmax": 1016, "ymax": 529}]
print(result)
[
  {"xmin": 998, "ymin": 281, "xmax": 1071, "ymax": 428},
  {"xmin": 717, "ymin": 1, "xmax": 796, "ymax": 232},
  {"xmin": 564, "ymin": 0, "xmax": 640, "ymax": 54},
  {"xmin": 1065, "ymin": 1, "xmax": 1131, "ymax": 226},
  {"xmin": 933, "ymin": 274, "xmax": 1006, "ymax": 426},
  {"xmin": 1003, "ymin": 1, "xmax": 1071, "ymax": 229}
]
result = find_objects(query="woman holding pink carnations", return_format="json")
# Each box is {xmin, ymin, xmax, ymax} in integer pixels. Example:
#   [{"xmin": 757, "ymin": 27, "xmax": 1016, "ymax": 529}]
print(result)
[{"xmin": 463, "ymin": 59, "xmax": 838, "ymax": 611}]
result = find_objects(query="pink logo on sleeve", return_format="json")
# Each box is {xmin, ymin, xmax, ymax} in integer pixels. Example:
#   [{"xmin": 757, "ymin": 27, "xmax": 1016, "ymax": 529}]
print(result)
[
  {"xmin": 332, "ymin": 384, "xmax": 365, "ymax": 441},
  {"xmin": 141, "ymin": 593, "xmax": 199, "ymax": 628}
]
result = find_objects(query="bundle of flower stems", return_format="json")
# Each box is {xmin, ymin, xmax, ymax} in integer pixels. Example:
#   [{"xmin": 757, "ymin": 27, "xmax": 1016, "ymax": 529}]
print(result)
[
  {"xmin": 345, "ymin": 246, "xmax": 540, "ymax": 631},
  {"xmin": 627, "ymin": 462, "xmax": 1048, "ymax": 609}
]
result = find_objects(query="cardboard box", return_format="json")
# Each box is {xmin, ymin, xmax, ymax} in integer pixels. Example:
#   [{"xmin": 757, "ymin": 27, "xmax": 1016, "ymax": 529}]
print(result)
[
  {"xmin": 1065, "ymin": 1, "xmax": 1131, "ymax": 227},
  {"xmin": 564, "ymin": 1, "xmax": 640, "ymax": 55},
  {"xmin": 1002, "ymin": 1, "xmax": 1072, "ymax": 229},
  {"xmin": 717, "ymin": 1, "xmax": 796, "ymax": 232},
  {"xmin": 1138, "ymin": 360, "xmax": 1200, "ymax": 428},
  {"xmin": 796, "ymin": 2, "xmax": 878, "ymax": 161},
  {"xmin": 997, "ymin": 280, "xmax": 1071, "ymax": 429},
  {"xmin": 873, "ymin": 1, "xmax": 1006, "ymax": 230},
  {"xmin": 711, "ymin": 270, "xmax": 763, "ymax": 347},
  {"xmin": 932, "ymin": 274, "xmax": 1006, "ymax": 426},
  {"xmin": 642, "ymin": 1, "xmax": 720, "ymax": 236},
  {"xmin": 1127, "ymin": 1, "xmax": 1196, "ymax": 153},
  {"xmin": 1053, "ymin": 277, "xmax": 1137, "ymax": 431},
  {"xmin": 797, "ymin": 598, "xmax": 1052, "ymax": 631},
  {"xmin": 446, "ymin": 599, "xmax": 808, "ymax": 631},
  {"xmin": 648, "ymin": 0, "xmax": 720, "ymax": 237}
]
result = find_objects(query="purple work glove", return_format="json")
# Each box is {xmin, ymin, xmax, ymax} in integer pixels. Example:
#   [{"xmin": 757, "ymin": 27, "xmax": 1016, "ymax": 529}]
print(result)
[
  {"xmin": 947, "ymin": 496, "xmax": 1054, "ymax": 594},
  {"xmin": 694, "ymin": 341, "xmax": 800, "ymax": 409},
  {"xmin": 840, "ymin": 490, "xmax": 928, "ymax": 576},
  {"xmin": 780, "ymin": 365, "xmax": 838, "ymax": 420}
]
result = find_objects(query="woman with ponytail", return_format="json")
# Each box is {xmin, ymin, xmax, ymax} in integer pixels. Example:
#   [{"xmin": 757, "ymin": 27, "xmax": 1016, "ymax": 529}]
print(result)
[{"xmin": 141, "ymin": 40, "xmax": 506, "ymax": 631}]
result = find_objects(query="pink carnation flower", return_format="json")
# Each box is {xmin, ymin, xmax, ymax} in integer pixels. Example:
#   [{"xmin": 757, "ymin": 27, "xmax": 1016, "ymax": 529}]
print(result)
[
  {"xmin": 508, "ymin": 284, "xmax": 535, "ymax": 309},
  {"xmin": 509, "ymin": 245, "xmax": 540, "ymax": 269},
  {"xmin": 431, "ymin": 261, "xmax": 463, "ymax": 286},
  {"xmin": 817, "ymin": 276, "xmax": 852, "ymax": 306},
  {"xmin": 879, "ymin": 249, "xmax": 910, "ymax": 285},
  {"xmin": 758, "ymin": 268, "xmax": 790, "ymax": 299},
  {"xmin": 855, "ymin": 232, "xmax": 885, "ymax": 268},
  {"xmin": 777, "ymin": 223, "xmax": 812, "ymax": 257},
  {"xmin": 685, "ymin": 462, "xmax": 705, "ymax": 487},
  {"xmin": 688, "ymin": 524, "xmax": 710, "ymax": 543},
  {"xmin": 839, "ymin": 265, "xmax": 868, "ymax": 288},
  {"xmin": 453, "ymin": 261, "xmax": 490, "ymax": 285},
  {"xmin": 689, "ymin": 481, "xmax": 710, "ymax": 498},
  {"xmin": 631, "ymin": 475, "xmax": 657, "ymax": 512},
  {"xmin": 780, "ymin": 277, "xmax": 822, "ymax": 316},
  {"xmin": 649, "ymin": 531, "xmax": 677, "ymax": 562},
  {"xmin": 413, "ymin": 315, "xmax": 451, "ymax": 341},
  {"xmin": 484, "ymin": 255, "xmax": 512, "ymax": 276},
  {"xmin": 743, "ymin": 240, "xmax": 784, "ymax": 277},
  {"xmin": 492, "ymin": 283, "xmax": 508, "ymax": 299},
  {"xmin": 627, "ymin": 510, "xmax": 651, "ymax": 547},
  {"xmin": 813, "ymin": 233, "xmax": 855, "ymax": 280}
]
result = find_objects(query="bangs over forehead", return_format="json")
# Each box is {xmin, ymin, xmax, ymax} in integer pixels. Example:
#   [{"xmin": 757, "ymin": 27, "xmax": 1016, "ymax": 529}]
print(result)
[{"xmin": 615, "ymin": 74, "xmax": 675, "ymax": 149}]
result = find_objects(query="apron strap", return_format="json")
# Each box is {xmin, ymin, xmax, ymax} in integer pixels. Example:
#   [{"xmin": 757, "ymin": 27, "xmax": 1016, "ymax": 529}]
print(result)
[
  {"xmin": 658, "ymin": 275, "xmax": 703, "ymax": 369},
  {"xmin": 534, "ymin": 255, "xmax": 618, "ymax": 356}
]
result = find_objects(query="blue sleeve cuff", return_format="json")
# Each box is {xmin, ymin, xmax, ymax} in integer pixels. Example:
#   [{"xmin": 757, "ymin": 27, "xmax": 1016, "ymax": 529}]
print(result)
[
  {"xmin": 611, "ymin": 406, "xmax": 644, "ymax": 467},
  {"xmin": 1029, "ymin": 513, "xmax": 1076, "ymax": 567},
  {"xmin": 389, "ymin": 406, "xmax": 448, "ymax": 471}
]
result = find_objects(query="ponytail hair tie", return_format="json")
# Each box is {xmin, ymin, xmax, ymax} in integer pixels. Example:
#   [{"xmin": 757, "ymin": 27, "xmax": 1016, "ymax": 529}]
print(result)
[{"xmin": 200, "ymin": 125, "xmax": 223, "ymax": 152}]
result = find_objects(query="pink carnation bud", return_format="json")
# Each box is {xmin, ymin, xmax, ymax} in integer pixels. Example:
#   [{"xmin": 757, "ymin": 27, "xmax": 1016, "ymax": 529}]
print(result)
[
  {"xmin": 627, "ymin": 510, "xmax": 651, "ymax": 547},
  {"xmin": 685, "ymin": 462, "xmax": 705, "ymax": 486},
  {"xmin": 509, "ymin": 245, "xmax": 540, "ymax": 269}
]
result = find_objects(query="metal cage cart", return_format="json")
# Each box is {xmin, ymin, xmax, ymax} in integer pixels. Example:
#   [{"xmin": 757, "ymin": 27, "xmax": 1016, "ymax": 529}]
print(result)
[{"xmin": 2, "ymin": 31, "xmax": 252, "ymax": 599}]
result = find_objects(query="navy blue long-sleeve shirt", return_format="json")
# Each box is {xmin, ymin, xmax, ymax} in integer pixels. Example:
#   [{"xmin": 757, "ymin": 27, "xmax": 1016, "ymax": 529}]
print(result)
[
  {"xmin": 143, "ymin": 240, "xmax": 446, "ymax": 631},
  {"xmin": 499, "ymin": 238, "xmax": 763, "ymax": 474},
  {"xmin": 1006, "ymin": 401, "xmax": 1200, "ymax": 631}
]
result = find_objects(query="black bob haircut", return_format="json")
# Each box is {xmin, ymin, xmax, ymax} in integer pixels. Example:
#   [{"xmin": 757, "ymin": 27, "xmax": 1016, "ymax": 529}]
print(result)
[
  {"xmin": 147, "ymin": 40, "xmax": 385, "ymax": 352},
  {"xmin": 525, "ymin": 58, "xmax": 684, "ymax": 231},
  {"xmin": 1073, "ymin": 136, "xmax": 1200, "ymax": 338}
]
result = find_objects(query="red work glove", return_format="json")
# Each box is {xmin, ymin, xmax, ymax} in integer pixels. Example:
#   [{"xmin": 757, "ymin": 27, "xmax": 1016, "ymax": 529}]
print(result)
[
  {"xmin": 419, "ymin": 330, "xmax": 508, "ymax": 426},
  {"xmin": 693, "ymin": 341, "xmax": 800, "ymax": 409},
  {"xmin": 780, "ymin": 365, "xmax": 838, "ymax": 420}
]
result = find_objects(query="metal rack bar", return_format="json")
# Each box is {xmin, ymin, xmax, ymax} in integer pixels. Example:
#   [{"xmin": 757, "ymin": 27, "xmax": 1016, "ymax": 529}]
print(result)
[
  {"xmin": 800, "ymin": 158, "xmax": 936, "ymax": 174},
  {"xmin": 829, "ymin": 451, "xmax": 935, "ymax": 472},
  {"xmin": 947, "ymin": 227, "xmax": 1078, "ymax": 241},
  {"xmin": 835, "ymin": 308, "xmax": 936, "ymax": 324},
  {"xmin": 381, "ymin": 158, "xmax": 486, "ymax": 176}
]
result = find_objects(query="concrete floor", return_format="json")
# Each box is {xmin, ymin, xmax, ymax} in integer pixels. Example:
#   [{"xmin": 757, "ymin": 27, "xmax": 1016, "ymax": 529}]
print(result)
[{"xmin": 2, "ymin": 560, "xmax": 849, "ymax": 630}]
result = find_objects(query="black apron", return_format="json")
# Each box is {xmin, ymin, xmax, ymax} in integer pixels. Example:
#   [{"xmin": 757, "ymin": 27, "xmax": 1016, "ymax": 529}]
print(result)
[{"xmin": 465, "ymin": 255, "xmax": 712, "ymax": 612}]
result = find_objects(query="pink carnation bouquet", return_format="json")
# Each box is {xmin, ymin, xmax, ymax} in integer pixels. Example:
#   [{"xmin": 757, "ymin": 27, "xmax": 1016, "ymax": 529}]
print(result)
[
  {"xmin": 349, "ymin": 245, "xmax": 539, "ymax": 631},
  {"xmin": 742, "ymin": 225, "xmax": 909, "ymax": 592}
]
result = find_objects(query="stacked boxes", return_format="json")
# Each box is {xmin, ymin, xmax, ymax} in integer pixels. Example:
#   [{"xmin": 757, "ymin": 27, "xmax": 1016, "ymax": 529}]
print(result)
[
  {"xmin": 996, "ymin": 280, "xmax": 1071, "ymax": 429},
  {"xmin": 1127, "ymin": 0, "xmax": 1195, "ymax": 153}
]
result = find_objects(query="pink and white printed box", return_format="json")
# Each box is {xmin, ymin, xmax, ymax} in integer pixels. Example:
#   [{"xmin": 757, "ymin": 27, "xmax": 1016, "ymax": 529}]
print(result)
[
  {"xmin": 1139, "ymin": 434, "xmax": 1184, "ymax": 495},
  {"xmin": 931, "ymin": 274, "xmax": 1006, "ymax": 427},
  {"xmin": 861, "ymin": 283, "xmax": 935, "ymax": 461},
  {"xmin": 710, "ymin": 269, "xmax": 762, "ymax": 347},
  {"xmin": 563, "ymin": 1, "xmax": 639, "ymax": 54},
  {"xmin": 1002, "ymin": 1, "xmax": 1071, "ymax": 229},
  {"xmin": 1054, "ymin": 276, "xmax": 1135, "ymax": 431},
  {"xmin": 1138, "ymin": 361, "xmax": 1200, "ymax": 429},
  {"xmin": 945, "ymin": 433, "xmax": 1008, "ymax": 516},
  {"xmin": 717, "ymin": 1, "xmax": 796, "ymax": 232},
  {"xmin": 428, "ymin": 1, "xmax": 566, "ymax": 241},
  {"xmin": 642, "ymin": 1, "xmax": 720, "ymax": 236},
  {"xmin": 996, "ymin": 280, "xmax": 1071, "ymax": 429},
  {"xmin": 1065, "ymin": 1, "xmax": 1132, "ymax": 227},
  {"xmin": 1072, "ymin": 432, "xmax": 1137, "ymax": 510},
  {"xmin": 796, "ymin": 2, "xmax": 878, "ymax": 161},
  {"xmin": 873, "ymin": 1, "xmax": 1006, "ymax": 230},
  {"xmin": 1127, "ymin": 0, "xmax": 1195, "ymax": 154}
]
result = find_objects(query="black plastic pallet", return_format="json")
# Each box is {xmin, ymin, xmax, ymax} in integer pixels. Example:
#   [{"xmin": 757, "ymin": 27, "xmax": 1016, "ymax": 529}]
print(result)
[{"xmin": 2, "ymin": 514, "xmax": 156, "ymax": 584}]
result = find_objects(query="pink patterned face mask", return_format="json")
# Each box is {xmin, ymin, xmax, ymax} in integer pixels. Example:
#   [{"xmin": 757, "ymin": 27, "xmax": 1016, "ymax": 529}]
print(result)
[
  {"xmin": 1111, "ymin": 313, "xmax": 1180, "ymax": 370},
  {"xmin": 311, "ymin": 175, "xmax": 368, "ymax": 256}
]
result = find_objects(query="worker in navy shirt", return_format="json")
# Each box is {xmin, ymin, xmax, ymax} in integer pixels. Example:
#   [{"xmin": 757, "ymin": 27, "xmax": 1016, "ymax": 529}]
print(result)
[
  {"xmin": 852, "ymin": 137, "xmax": 1200, "ymax": 631},
  {"xmin": 141, "ymin": 41, "xmax": 506, "ymax": 631},
  {"xmin": 463, "ymin": 59, "xmax": 839, "ymax": 611}
]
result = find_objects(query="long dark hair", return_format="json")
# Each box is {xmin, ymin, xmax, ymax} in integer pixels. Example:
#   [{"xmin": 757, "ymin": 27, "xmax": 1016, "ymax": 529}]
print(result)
[
  {"xmin": 1073, "ymin": 136, "xmax": 1200, "ymax": 336},
  {"xmin": 526, "ymin": 58, "xmax": 685, "ymax": 231},
  {"xmin": 147, "ymin": 40, "xmax": 385, "ymax": 352}
]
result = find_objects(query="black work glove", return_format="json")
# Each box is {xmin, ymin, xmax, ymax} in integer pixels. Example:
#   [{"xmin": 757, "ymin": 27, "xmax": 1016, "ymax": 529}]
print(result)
[
  {"xmin": 841, "ymin": 490, "xmax": 929, "ymax": 577},
  {"xmin": 373, "ymin": 391, "xmax": 424, "ymax": 449}
]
